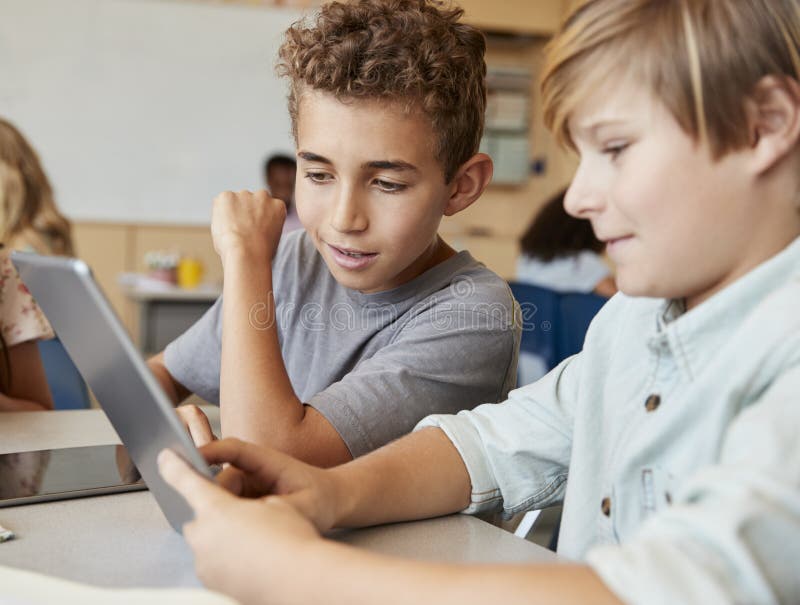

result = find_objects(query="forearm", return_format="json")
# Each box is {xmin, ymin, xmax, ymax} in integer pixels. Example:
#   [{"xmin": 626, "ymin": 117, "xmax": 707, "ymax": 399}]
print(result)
[
  {"xmin": 219, "ymin": 248, "xmax": 302, "ymax": 446},
  {"xmin": 328, "ymin": 427, "xmax": 472, "ymax": 528},
  {"xmin": 0, "ymin": 393, "xmax": 51, "ymax": 411},
  {"xmin": 2, "ymin": 341, "xmax": 54, "ymax": 411},
  {"xmin": 254, "ymin": 540, "xmax": 621, "ymax": 605},
  {"xmin": 147, "ymin": 353, "xmax": 189, "ymax": 405}
]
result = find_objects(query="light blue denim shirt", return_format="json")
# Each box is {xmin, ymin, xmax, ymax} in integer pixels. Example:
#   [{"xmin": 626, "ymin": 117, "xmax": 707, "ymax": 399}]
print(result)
[{"xmin": 417, "ymin": 237, "xmax": 800, "ymax": 605}]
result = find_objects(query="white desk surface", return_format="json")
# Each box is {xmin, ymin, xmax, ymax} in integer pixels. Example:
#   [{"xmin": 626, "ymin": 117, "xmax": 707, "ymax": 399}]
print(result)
[{"xmin": 0, "ymin": 409, "xmax": 556, "ymax": 589}]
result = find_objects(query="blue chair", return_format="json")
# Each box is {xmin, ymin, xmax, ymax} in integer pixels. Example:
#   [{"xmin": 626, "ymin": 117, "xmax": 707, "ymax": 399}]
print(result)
[
  {"xmin": 508, "ymin": 282, "xmax": 608, "ymax": 378},
  {"xmin": 38, "ymin": 337, "xmax": 91, "ymax": 410},
  {"xmin": 508, "ymin": 283, "xmax": 561, "ymax": 372},
  {"xmin": 558, "ymin": 292, "xmax": 608, "ymax": 360},
  {"xmin": 508, "ymin": 282, "xmax": 608, "ymax": 550}
]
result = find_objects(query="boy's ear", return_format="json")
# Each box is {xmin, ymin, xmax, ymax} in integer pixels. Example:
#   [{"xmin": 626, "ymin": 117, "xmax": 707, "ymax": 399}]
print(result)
[
  {"xmin": 443, "ymin": 153, "xmax": 494, "ymax": 216},
  {"xmin": 746, "ymin": 75, "xmax": 800, "ymax": 175}
]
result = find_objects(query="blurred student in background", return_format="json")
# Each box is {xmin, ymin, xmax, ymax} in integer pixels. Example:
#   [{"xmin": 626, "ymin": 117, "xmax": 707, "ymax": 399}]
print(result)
[
  {"xmin": 263, "ymin": 153, "xmax": 302, "ymax": 233},
  {"xmin": 515, "ymin": 189, "xmax": 616, "ymax": 383},
  {"xmin": 0, "ymin": 236, "xmax": 54, "ymax": 497},
  {"xmin": 0, "ymin": 243, "xmax": 53, "ymax": 412},
  {"xmin": 0, "ymin": 118, "xmax": 61, "ymax": 412},
  {"xmin": 0, "ymin": 238, "xmax": 55, "ymax": 498},
  {"xmin": 516, "ymin": 189, "xmax": 616, "ymax": 297},
  {"xmin": 0, "ymin": 118, "xmax": 74, "ymax": 256}
]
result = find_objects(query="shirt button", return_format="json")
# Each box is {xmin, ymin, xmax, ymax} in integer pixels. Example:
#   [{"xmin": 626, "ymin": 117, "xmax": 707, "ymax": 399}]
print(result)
[
  {"xmin": 601, "ymin": 497, "xmax": 612, "ymax": 517},
  {"xmin": 645, "ymin": 394, "xmax": 661, "ymax": 412}
]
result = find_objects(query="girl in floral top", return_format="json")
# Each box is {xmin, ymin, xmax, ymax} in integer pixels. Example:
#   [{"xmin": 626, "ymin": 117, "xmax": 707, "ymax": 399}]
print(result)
[
  {"xmin": 0, "ymin": 243, "xmax": 56, "ymax": 500},
  {"xmin": 0, "ymin": 243, "xmax": 54, "ymax": 411}
]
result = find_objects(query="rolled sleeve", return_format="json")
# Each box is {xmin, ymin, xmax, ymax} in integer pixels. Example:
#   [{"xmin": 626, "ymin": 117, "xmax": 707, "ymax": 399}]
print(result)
[
  {"xmin": 587, "ymin": 365, "xmax": 800, "ymax": 605},
  {"xmin": 416, "ymin": 355, "xmax": 581, "ymax": 518},
  {"xmin": 416, "ymin": 412, "xmax": 504, "ymax": 514}
]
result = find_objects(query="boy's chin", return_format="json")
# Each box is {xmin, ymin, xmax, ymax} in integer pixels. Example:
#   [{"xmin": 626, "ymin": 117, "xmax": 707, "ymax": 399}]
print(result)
[
  {"xmin": 616, "ymin": 275, "xmax": 674, "ymax": 300},
  {"xmin": 324, "ymin": 262, "xmax": 387, "ymax": 293}
]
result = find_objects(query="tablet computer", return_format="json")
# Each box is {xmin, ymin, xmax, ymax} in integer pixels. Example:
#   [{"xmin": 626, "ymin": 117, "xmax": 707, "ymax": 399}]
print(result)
[
  {"xmin": 11, "ymin": 252, "xmax": 213, "ymax": 533},
  {"xmin": 0, "ymin": 445, "xmax": 145, "ymax": 508}
]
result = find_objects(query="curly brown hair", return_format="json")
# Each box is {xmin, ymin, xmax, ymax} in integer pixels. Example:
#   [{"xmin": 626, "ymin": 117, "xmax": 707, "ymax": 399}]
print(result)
[{"xmin": 277, "ymin": 0, "xmax": 486, "ymax": 183}]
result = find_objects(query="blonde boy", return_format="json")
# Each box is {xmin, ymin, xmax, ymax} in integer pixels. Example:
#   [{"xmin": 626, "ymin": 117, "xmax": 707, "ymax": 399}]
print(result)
[
  {"xmin": 148, "ymin": 0, "xmax": 519, "ymax": 467},
  {"xmin": 163, "ymin": 0, "xmax": 800, "ymax": 603}
]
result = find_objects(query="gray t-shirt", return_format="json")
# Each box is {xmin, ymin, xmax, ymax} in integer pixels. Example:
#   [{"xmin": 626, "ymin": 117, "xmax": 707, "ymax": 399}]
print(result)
[{"xmin": 164, "ymin": 230, "xmax": 519, "ymax": 457}]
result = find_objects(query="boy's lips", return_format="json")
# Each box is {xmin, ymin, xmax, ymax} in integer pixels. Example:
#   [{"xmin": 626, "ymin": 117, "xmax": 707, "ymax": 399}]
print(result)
[
  {"xmin": 603, "ymin": 235, "xmax": 633, "ymax": 258},
  {"xmin": 326, "ymin": 243, "xmax": 378, "ymax": 270}
]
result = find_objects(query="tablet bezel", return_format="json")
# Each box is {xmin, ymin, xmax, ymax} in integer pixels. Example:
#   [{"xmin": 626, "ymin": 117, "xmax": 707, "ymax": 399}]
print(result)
[{"xmin": 12, "ymin": 252, "xmax": 212, "ymax": 533}]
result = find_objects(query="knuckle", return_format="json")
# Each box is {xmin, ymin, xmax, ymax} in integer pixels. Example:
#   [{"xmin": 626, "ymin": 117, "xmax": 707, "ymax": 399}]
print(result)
[
  {"xmin": 183, "ymin": 404, "xmax": 202, "ymax": 419},
  {"xmin": 227, "ymin": 437, "xmax": 245, "ymax": 448}
]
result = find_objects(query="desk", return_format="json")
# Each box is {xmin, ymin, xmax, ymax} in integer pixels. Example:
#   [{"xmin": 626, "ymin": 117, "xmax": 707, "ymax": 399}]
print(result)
[
  {"xmin": 121, "ymin": 282, "xmax": 220, "ymax": 355},
  {"xmin": 0, "ymin": 409, "xmax": 556, "ymax": 589}
]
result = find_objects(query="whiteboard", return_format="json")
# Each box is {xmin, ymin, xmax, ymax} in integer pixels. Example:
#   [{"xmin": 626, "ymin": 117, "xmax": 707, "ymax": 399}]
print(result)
[{"xmin": 0, "ymin": 0, "xmax": 303, "ymax": 224}]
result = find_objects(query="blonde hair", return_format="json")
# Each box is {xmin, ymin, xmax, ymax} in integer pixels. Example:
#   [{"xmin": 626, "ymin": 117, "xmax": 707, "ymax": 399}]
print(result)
[
  {"xmin": 0, "ymin": 118, "xmax": 74, "ymax": 256},
  {"xmin": 542, "ymin": 0, "xmax": 800, "ymax": 159}
]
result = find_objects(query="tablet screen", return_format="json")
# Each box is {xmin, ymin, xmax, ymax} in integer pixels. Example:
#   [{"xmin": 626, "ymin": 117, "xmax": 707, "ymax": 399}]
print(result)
[{"xmin": 0, "ymin": 445, "xmax": 146, "ymax": 507}]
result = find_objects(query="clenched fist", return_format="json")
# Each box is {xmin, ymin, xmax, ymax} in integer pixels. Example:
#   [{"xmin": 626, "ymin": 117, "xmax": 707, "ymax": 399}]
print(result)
[{"xmin": 211, "ymin": 189, "xmax": 287, "ymax": 265}]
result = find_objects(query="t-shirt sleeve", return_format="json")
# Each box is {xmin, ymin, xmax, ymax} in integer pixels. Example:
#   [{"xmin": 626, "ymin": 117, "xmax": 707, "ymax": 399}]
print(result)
[
  {"xmin": 163, "ymin": 296, "xmax": 223, "ymax": 404},
  {"xmin": 307, "ymin": 310, "xmax": 519, "ymax": 458},
  {"xmin": 0, "ymin": 252, "xmax": 54, "ymax": 347},
  {"xmin": 586, "ymin": 363, "xmax": 800, "ymax": 605}
]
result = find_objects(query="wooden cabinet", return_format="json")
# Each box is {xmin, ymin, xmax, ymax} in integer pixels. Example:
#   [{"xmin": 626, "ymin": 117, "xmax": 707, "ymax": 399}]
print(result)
[{"xmin": 458, "ymin": 0, "xmax": 566, "ymax": 35}]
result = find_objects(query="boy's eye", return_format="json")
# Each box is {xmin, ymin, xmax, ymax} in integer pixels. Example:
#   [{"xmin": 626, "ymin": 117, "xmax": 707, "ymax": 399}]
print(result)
[
  {"xmin": 602, "ymin": 143, "xmax": 629, "ymax": 160},
  {"xmin": 374, "ymin": 179, "xmax": 407, "ymax": 193},
  {"xmin": 305, "ymin": 171, "xmax": 333, "ymax": 183}
]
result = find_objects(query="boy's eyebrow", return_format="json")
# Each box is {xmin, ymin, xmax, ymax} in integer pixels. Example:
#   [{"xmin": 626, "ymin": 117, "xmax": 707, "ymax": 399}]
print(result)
[
  {"xmin": 572, "ymin": 119, "xmax": 627, "ymax": 140},
  {"xmin": 297, "ymin": 151, "xmax": 332, "ymax": 164},
  {"xmin": 363, "ymin": 160, "xmax": 419, "ymax": 173},
  {"xmin": 297, "ymin": 151, "xmax": 419, "ymax": 173}
]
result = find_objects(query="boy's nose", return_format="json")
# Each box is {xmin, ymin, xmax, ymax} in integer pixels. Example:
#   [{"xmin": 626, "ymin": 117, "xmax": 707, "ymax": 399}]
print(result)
[
  {"xmin": 564, "ymin": 163, "xmax": 605, "ymax": 219},
  {"xmin": 330, "ymin": 189, "xmax": 369, "ymax": 233}
]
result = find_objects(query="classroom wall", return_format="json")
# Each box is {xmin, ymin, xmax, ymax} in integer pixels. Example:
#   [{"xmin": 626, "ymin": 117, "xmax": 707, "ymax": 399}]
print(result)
[
  {"xmin": 1, "ymin": 0, "xmax": 300, "ymax": 224},
  {"xmin": 196, "ymin": 0, "xmax": 567, "ymax": 34},
  {"xmin": 71, "ymin": 221, "xmax": 222, "ymax": 344}
]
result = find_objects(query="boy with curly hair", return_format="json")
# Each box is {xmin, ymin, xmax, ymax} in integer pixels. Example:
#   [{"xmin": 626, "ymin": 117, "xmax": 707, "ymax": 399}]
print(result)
[{"xmin": 148, "ymin": 0, "xmax": 519, "ymax": 467}]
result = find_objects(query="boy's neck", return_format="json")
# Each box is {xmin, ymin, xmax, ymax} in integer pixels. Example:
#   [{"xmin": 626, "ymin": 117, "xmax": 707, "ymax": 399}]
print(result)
[
  {"xmin": 360, "ymin": 236, "xmax": 456, "ymax": 295},
  {"xmin": 425, "ymin": 236, "xmax": 457, "ymax": 268},
  {"xmin": 395, "ymin": 235, "xmax": 458, "ymax": 285},
  {"xmin": 685, "ymin": 226, "xmax": 800, "ymax": 311}
]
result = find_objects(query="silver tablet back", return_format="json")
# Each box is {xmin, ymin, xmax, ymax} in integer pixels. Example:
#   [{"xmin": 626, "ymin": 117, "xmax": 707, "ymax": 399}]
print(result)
[{"xmin": 12, "ymin": 252, "xmax": 211, "ymax": 533}]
